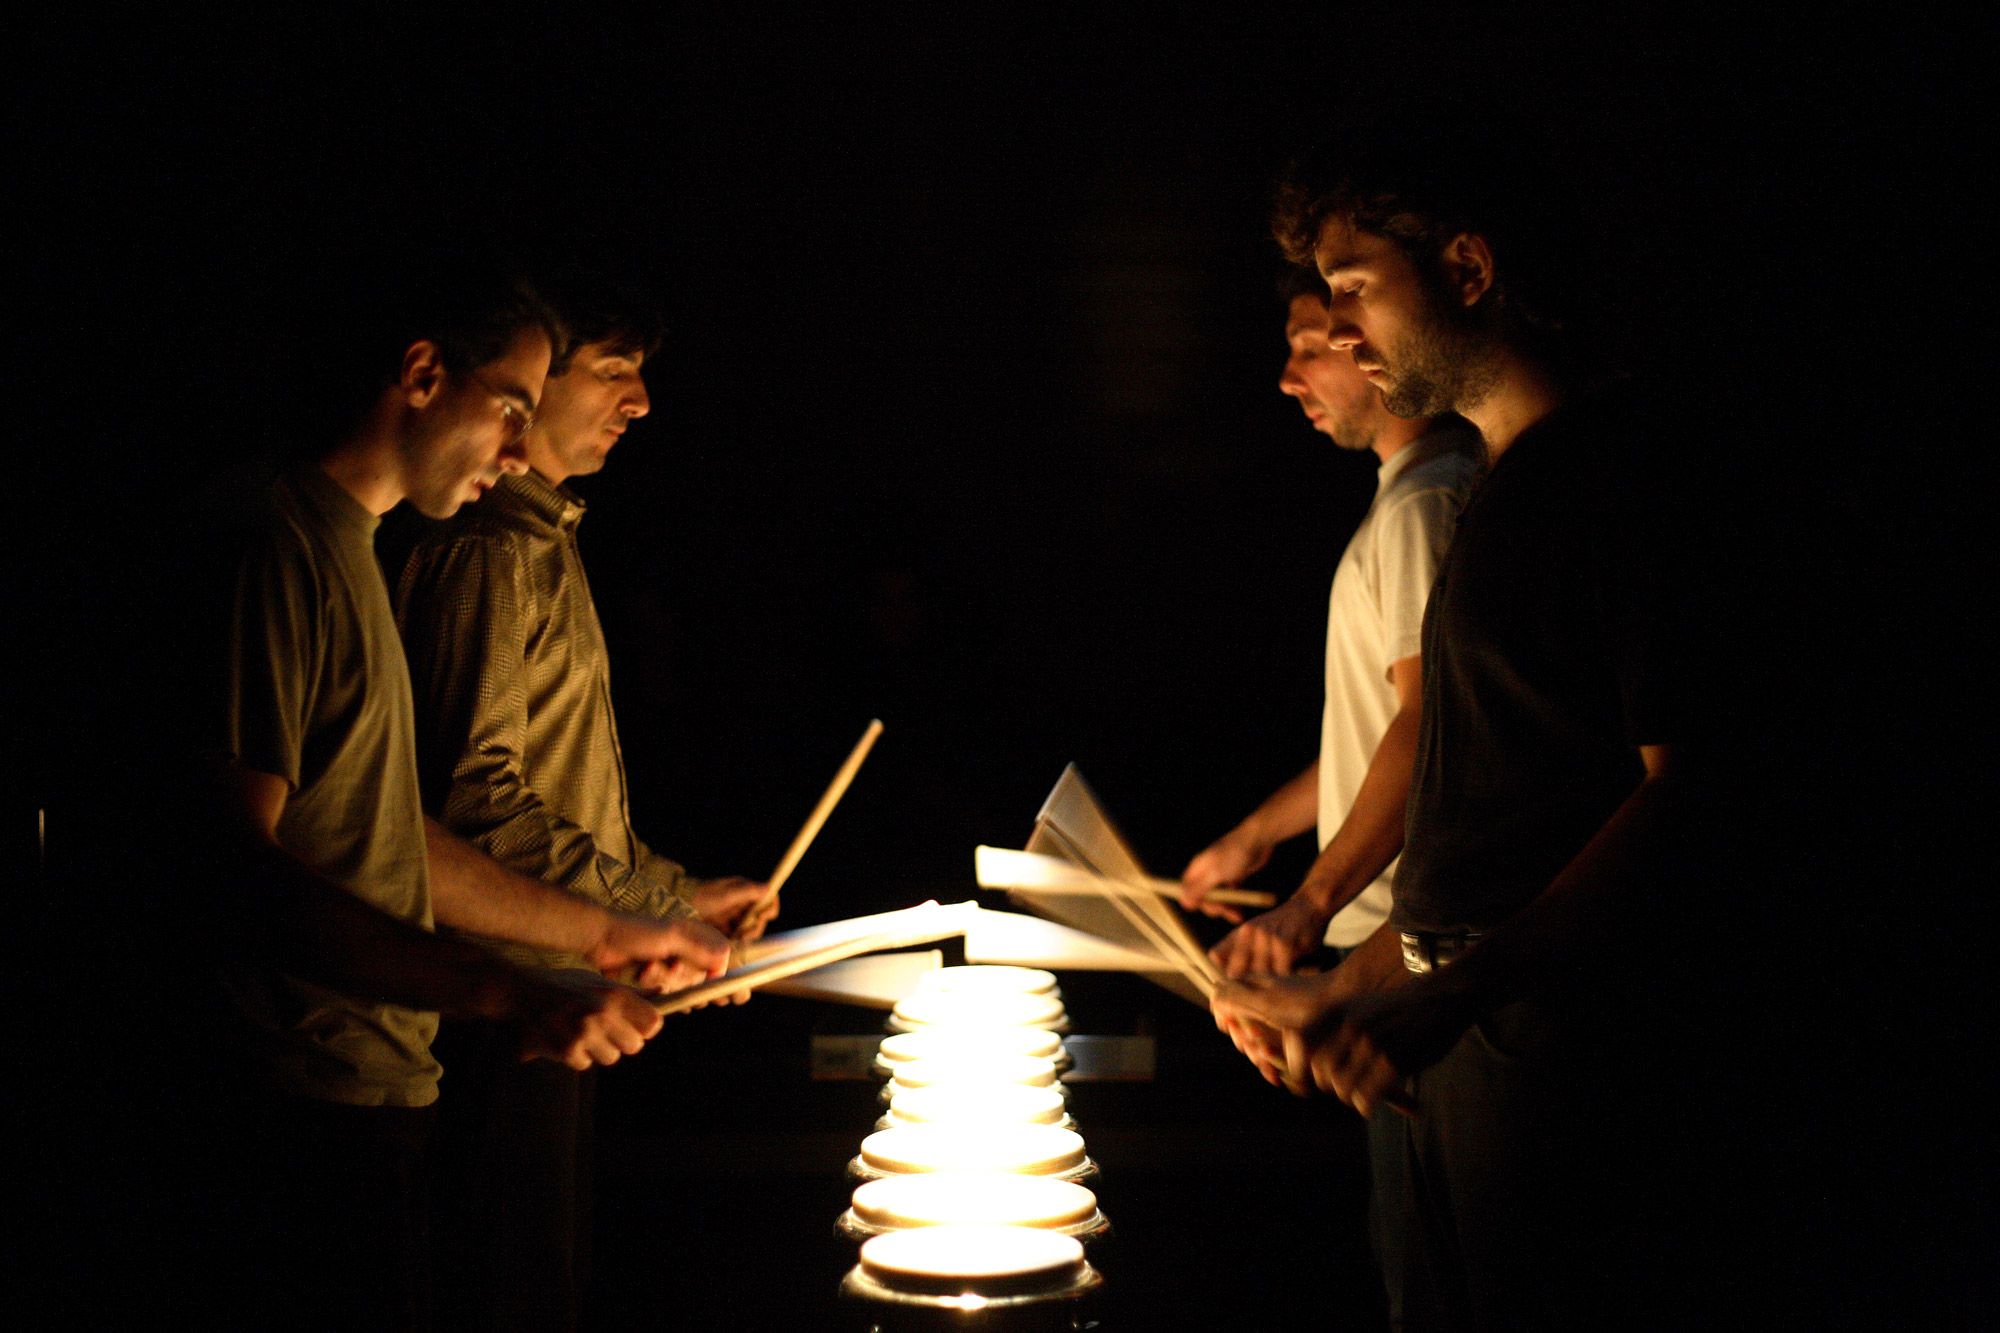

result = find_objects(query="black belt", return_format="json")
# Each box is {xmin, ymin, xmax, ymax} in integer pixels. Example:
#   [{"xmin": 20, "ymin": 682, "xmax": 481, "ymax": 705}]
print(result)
[{"xmin": 1399, "ymin": 930, "xmax": 1483, "ymax": 974}]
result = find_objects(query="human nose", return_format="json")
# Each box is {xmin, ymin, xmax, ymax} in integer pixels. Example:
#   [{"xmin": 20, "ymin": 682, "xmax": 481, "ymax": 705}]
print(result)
[
  {"xmin": 1325, "ymin": 318, "xmax": 1362, "ymax": 352},
  {"xmin": 1279, "ymin": 354, "xmax": 1309, "ymax": 397},
  {"xmin": 623, "ymin": 379, "xmax": 650, "ymax": 419},
  {"xmin": 496, "ymin": 434, "xmax": 531, "ymax": 475}
]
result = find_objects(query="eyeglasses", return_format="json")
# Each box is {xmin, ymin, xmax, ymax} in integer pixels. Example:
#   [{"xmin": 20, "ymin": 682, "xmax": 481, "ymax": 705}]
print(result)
[{"xmin": 469, "ymin": 369, "xmax": 535, "ymax": 445}]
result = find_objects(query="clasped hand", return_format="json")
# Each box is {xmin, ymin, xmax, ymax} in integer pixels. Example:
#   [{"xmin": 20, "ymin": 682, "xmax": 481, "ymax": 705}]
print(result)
[{"xmin": 1211, "ymin": 972, "xmax": 1473, "ymax": 1119}]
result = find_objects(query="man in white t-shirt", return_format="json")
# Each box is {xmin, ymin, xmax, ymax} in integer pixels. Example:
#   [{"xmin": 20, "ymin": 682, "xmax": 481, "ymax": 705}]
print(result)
[{"xmin": 1181, "ymin": 269, "xmax": 1477, "ymax": 975}]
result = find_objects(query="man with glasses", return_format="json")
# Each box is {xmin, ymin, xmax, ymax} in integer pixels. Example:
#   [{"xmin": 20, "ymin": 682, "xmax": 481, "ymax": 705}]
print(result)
[
  {"xmin": 166, "ymin": 251, "xmax": 730, "ymax": 1331},
  {"xmin": 390, "ymin": 269, "xmax": 774, "ymax": 1331}
]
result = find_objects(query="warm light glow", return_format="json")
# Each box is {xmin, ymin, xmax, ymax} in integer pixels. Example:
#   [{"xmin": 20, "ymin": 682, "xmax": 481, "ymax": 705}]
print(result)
[
  {"xmin": 851, "ymin": 1173, "xmax": 1098, "ymax": 1231},
  {"xmin": 889, "ymin": 1055, "xmax": 1058, "ymax": 1095},
  {"xmin": 877, "ymin": 1027, "xmax": 1063, "ymax": 1067},
  {"xmin": 889, "ymin": 1082, "xmax": 1066, "ymax": 1127},
  {"xmin": 858, "ymin": 1224, "xmax": 1085, "ymax": 1283},
  {"xmin": 915, "ymin": 965, "xmax": 1059, "ymax": 997},
  {"xmin": 860, "ymin": 1124, "xmax": 1087, "ymax": 1177},
  {"xmin": 891, "ymin": 990, "xmax": 1067, "ymax": 1030}
]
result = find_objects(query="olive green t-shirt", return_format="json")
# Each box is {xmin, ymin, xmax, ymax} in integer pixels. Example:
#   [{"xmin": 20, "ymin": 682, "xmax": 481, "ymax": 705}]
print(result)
[{"xmin": 209, "ymin": 462, "xmax": 441, "ymax": 1107}]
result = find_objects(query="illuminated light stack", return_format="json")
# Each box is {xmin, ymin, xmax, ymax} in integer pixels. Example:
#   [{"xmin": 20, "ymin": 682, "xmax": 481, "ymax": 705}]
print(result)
[
  {"xmin": 913, "ymin": 964, "xmax": 1060, "ymax": 998},
  {"xmin": 884, "ymin": 1054, "xmax": 1064, "ymax": 1101},
  {"xmin": 887, "ymin": 988, "xmax": 1068, "ymax": 1034},
  {"xmin": 882, "ymin": 1082, "xmax": 1071, "ymax": 1131},
  {"xmin": 836, "ymin": 965, "xmax": 1107, "ymax": 1313},
  {"xmin": 875, "ymin": 1026, "xmax": 1069, "ymax": 1075}
]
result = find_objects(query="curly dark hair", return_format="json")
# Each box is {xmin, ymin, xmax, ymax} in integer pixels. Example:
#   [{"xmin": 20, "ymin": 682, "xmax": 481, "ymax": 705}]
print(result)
[
  {"xmin": 540, "ymin": 266, "xmax": 666, "ymax": 374},
  {"xmin": 1271, "ymin": 130, "xmax": 1586, "ymax": 364}
]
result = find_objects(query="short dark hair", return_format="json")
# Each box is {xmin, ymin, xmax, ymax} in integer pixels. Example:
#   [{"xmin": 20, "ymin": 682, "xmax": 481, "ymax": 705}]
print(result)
[
  {"xmin": 540, "ymin": 267, "xmax": 665, "ymax": 374},
  {"xmin": 1271, "ymin": 130, "xmax": 1587, "ymax": 366},
  {"xmin": 291, "ymin": 240, "xmax": 564, "ymax": 452}
]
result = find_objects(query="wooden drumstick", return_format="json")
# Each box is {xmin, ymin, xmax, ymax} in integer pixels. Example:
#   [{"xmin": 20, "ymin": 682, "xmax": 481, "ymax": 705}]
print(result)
[
  {"xmin": 975, "ymin": 845, "xmax": 1277, "ymax": 908},
  {"xmin": 744, "ymin": 719, "xmax": 884, "ymax": 929}
]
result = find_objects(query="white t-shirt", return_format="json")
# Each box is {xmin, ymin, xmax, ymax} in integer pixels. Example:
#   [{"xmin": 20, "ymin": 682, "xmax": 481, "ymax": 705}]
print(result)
[{"xmin": 1320, "ymin": 426, "xmax": 1480, "ymax": 946}]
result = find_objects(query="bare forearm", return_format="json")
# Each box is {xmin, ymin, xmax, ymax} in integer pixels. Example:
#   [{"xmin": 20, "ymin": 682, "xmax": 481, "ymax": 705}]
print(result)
[
  {"xmin": 424, "ymin": 817, "xmax": 617, "ymax": 957},
  {"xmin": 1297, "ymin": 705, "xmax": 1420, "ymax": 914},
  {"xmin": 1336, "ymin": 921, "xmax": 1413, "ymax": 995},
  {"xmin": 1235, "ymin": 763, "xmax": 1320, "ymax": 848},
  {"xmin": 220, "ymin": 834, "xmax": 525, "ymax": 1019}
]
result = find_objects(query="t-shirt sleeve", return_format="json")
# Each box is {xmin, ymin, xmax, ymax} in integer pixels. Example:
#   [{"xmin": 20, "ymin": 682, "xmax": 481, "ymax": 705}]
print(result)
[
  {"xmin": 218, "ymin": 524, "xmax": 320, "ymax": 788},
  {"xmin": 1375, "ymin": 486, "xmax": 1465, "ymax": 678}
]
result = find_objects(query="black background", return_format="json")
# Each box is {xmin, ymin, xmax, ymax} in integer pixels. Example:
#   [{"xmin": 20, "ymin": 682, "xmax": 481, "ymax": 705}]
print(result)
[
  {"xmin": 17, "ymin": 9, "xmax": 1933, "ymax": 900},
  {"xmin": 10, "ymin": 7, "xmax": 1980, "ymax": 1327}
]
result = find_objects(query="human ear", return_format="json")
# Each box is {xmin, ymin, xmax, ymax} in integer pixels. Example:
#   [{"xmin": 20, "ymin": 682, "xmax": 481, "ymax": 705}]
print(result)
[
  {"xmin": 399, "ymin": 340, "xmax": 447, "ymax": 407},
  {"xmin": 1439, "ymin": 233, "xmax": 1496, "ymax": 307}
]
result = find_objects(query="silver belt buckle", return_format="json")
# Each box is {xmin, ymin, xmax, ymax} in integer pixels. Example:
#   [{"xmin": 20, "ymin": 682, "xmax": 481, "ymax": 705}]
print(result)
[{"xmin": 1399, "ymin": 932, "xmax": 1433, "ymax": 975}]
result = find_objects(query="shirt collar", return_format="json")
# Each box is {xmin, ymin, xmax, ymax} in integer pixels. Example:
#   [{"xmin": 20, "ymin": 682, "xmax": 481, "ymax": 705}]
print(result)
[
  {"xmin": 1376, "ymin": 420, "xmax": 1480, "ymax": 492},
  {"xmin": 497, "ymin": 468, "xmax": 587, "ymax": 530},
  {"xmin": 290, "ymin": 460, "xmax": 380, "ymax": 539}
]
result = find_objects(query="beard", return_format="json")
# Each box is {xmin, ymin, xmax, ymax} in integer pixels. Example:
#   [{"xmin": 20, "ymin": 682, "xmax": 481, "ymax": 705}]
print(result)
[
  {"xmin": 1365, "ymin": 279, "xmax": 1503, "ymax": 419},
  {"xmin": 1325, "ymin": 410, "xmax": 1378, "ymax": 453}
]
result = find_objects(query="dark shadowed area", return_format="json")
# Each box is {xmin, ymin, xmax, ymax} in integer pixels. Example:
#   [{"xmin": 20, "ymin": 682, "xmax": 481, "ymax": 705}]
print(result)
[{"xmin": 11, "ymin": 9, "xmax": 1976, "ymax": 1329}]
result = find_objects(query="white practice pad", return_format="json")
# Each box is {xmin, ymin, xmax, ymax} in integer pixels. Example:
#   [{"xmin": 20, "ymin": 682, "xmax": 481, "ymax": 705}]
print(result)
[
  {"xmin": 858, "ymin": 1124, "xmax": 1087, "ymax": 1177},
  {"xmin": 889, "ymin": 1054, "xmax": 1059, "ymax": 1095},
  {"xmin": 914, "ymin": 964, "xmax": 1059, "ymax": 997},
  {"xmin": 851, "ymin": 1174, "xmax": 1100, "ymax": 1232},
  {"xmin": 877, "ymin": 1027, "xmax": 1065, "ymax": 1069},
  {"xmin": 890, "ymin": 990, "xmax": 1067, "ymax": 1031},
  {"xmin": 859, "ymin": 1225, "xmax": 1085, "ymax": 1285},
  {"xmin": 888, "ymin": 1083, "xmax": 1068, "ymax": 1128}
]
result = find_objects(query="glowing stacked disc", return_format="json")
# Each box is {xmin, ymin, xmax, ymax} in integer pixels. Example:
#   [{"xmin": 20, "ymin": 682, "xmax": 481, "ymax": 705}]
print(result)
[
  {"xmin": 888, "ymin": 988, "xmax": 1068, "ymax": 1033},
  {"xmin": 842, "ymin": 1173, "xmax": 1106, "ymax": 1238},
  {"xmin": 887, "ymin": 1053, "xmax": 1060, "ymax": 1096},
  {"xmin": 913, "ymin": 964, "xmax": 1059, "ymax": 998},
  {"xmin": 874, "ymin": 1025, "xmax": 1068, "ymax": 1075},
  {"xmin": 837, "ymin": 962, "xmax": 1106, "ymax": 1311},
  {"xmin": 883, "ymin": 1082, "xmax": 1071, "ymax": 1130}
]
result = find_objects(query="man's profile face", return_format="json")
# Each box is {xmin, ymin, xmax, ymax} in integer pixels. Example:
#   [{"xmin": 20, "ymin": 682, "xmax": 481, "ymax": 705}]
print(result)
[
  {"xmin": 1279, "ymin": 293, "xmax": 1382, "ymax": 452},
  {"xmin": 403, "ymin": 326, "xmax": 549, "ymax": 518},
  {"xmin": 521, "ymin": 341, "xmax": 651, "ymax": 485},
  {"xmin": 1314, "ymin": 220, "xmax": 1497, "ymax": 419}
]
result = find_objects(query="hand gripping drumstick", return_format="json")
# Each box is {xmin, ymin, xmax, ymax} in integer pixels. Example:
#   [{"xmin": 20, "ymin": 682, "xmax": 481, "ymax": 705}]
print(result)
[{"xmin": 742, "ymin": 719, "xmax": 884, "ymax": 939}]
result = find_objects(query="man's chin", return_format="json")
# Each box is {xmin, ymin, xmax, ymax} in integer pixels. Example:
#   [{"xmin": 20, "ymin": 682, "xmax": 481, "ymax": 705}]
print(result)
[{"xmin": 410, "ymin": 486, "xmax": 479, "ymax": 519}]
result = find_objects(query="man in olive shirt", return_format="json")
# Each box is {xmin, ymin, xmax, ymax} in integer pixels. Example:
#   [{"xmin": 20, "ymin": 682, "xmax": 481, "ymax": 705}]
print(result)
[
  {"xmin": 178, "ymin": 257, "xmax": 730, "ymax": 1331},
  {"xmin": 391, "ymin": 274, "xmax": 773, "ymax": 1331}
]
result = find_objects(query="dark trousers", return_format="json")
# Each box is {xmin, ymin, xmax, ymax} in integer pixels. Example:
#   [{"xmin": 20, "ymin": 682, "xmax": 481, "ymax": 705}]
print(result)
[
  {"xmin": 1368, "ymin": 997, "xmax": 1686, "ymax": 1332},
  {"xmin": 215, "ymin": 1091, "xmax": 437, "ymax": 1333},
  {"xmin": 430, "ymin": 1019, "xmax": 596, "ymax": 1333}
]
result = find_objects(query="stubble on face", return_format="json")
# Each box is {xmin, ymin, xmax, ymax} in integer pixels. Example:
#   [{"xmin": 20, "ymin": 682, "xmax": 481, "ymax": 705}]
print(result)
[
  {"xmin": 1362, "ymin": 266, "xmax": 1503, "ymax": 420},
  {"xmin": 1286, "ymin": 297, "xmax": 1380, "ymax": 452}
]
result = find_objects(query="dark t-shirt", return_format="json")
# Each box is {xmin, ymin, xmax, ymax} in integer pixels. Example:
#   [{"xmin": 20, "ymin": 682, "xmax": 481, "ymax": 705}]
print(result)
[
  {"xmin": 180, "ymin": 461, "xmax": 441, "ymax": 1106},
  {"xmin": 1394, "ymin": 388, "xmax": 1693, "ymax": 935}
]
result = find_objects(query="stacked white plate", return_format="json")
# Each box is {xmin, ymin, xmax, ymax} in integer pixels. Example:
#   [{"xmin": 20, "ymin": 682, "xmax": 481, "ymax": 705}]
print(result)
[{"xmin": 837, "ymin": 963, "xmax": 1107, "ymax": 1309}]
